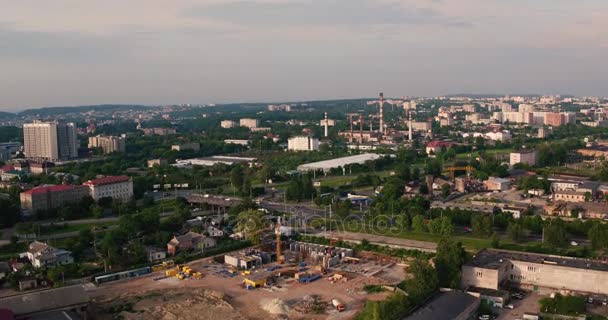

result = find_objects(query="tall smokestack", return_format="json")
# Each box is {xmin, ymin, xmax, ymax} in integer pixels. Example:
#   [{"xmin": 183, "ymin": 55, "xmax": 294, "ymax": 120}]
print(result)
[
  {"xmin": 359, "ymin": 114, "xmax": 363, "ymax": 143},
  {"xmin": 369, "ymin": 115, "xmax": 373, "ymax": 133},
  {"xmin": 324, "ymin": 112, "xmax": 329, "ymax": 137},
  {"xmin": 349, "ymin": 114, "xmax": 353, "ymax": 143},
  {"xmin": 379, "ymin": 92, "xmax": 384, "ymax": 136},
  {"xmin": 408, "ymin": 111, "xmax": 413, "ymax": 142}
]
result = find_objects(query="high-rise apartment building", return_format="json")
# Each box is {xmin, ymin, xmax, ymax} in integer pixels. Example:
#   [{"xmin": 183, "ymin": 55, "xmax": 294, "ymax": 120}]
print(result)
[
  {"xmin": 88, "ymin": 135, "xmax": 125, "ymax": 154},
  {"xmin": 23, "ymin": 121, "xmax": 78, "ymax": 161}
]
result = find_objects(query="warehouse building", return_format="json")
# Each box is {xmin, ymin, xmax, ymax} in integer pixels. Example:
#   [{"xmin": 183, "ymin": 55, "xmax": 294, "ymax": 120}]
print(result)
[
  {"xmin": 462, "ymin": 249, "xmax": 608, "ymax": 295},
  {"xmin": 296, "ymin": 153, "xmax": 383, "ymax": 174}
]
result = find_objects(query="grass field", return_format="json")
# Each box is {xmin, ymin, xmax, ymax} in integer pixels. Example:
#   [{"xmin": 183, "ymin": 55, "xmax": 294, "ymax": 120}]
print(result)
[{"xmin": 40, "ymin": 221, "xmax": 117, "ymax": 236}]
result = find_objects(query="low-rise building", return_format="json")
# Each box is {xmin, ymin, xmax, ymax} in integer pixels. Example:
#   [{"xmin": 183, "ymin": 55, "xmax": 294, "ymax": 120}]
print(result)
[
  {"xmin": 405, "ymin": 291, "xmax": 480, "ymax": 320},
  {"xmin": 510, "ymin": 150, "xmax": 536, "ymax": 166},
  {"xmin": 171, "ymin": 142, "xmax": 200, "ymax": 152},
  {"xmin": 462, "ymin": 248, "xmax": 608, "ymax": 295},
  {"xmin": 553, "ymin": 190, "xmax": 586, "ymax": 203},
  {"xmin": 20, "ymin": 184, "xmax": 89, "ymax": 213},
  {"xmin": 287, "ymin": 136, "xmax": 319, "ymax": 151},
  {"xmin": 147, "ymin": 158, "xmax": 167, "ymax": 168},
  {"xmin": 239, "ymin": 118, "xmax": 259, "ymax": 129},
  {"xmin": 145, "ymin": 246, "xmax": 167, "ymax": 263},
  {"xmin": 27, "ymin": 241, "xmax": 73, "ymax": 268},
  {"xmin": 167, "ymin": 232, "xmax": 216, "ymax": 255},
  {"xmin": 207, "ymin": 226, "xmax": 224, "ymax": 237},
  {"xmin": 141, "ymin": 127, "xmax": 176, "ymax": 136},
  {"xmin": 83, "ymin": 175, "xmax": 133, "ymax": 202},
  {"xmin": 220, "ymin": 120, "xmax": 238, "ymax": 129},
  {"xmin": 484, "ymin": 177, "xmax": 511, "ymax": 191},
  {"xmin": 426, "ymin": 141, "xmax": 453, "ymax": 155}
]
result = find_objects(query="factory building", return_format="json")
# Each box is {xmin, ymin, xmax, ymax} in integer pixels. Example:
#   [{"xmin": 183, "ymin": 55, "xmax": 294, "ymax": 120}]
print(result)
[{"xmin": 462, "ymin": 249, "xmax": 608, "ymax": 295}]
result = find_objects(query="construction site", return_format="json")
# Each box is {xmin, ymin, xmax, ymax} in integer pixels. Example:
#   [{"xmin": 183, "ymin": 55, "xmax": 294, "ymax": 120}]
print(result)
[{"xmin": 88, "ymin": 238, "xmax": 412, "ymax": 319}]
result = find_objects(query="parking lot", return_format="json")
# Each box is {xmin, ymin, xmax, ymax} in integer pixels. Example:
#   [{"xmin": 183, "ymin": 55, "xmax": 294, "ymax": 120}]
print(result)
[{"xmin": 495, "ymin": 291, "xmax": 541, "ymax": 320}]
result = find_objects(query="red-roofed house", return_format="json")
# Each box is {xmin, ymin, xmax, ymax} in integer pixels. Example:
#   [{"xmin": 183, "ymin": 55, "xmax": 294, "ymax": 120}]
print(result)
[
  {"xmin": 83, "ymin": 175, "xmax": 133, "ymax": 202},
  {"xmin": 426, "ymin": 141, "xmax": 454, "ymax": 155},
  {"xmin": 20, "ymin": 185, "xmax": 89, "ymax": 213}
]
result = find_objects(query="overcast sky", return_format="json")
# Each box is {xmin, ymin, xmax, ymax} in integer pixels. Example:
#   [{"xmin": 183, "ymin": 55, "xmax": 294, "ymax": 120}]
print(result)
[{"xmin": 1, "ymin": 0, "xmax": 607, "ymax": 111}]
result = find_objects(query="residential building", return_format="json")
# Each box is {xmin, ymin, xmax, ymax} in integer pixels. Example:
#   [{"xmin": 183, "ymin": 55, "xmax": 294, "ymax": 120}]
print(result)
[
  {"xmin": 83, "ymin": 175, "xmax": 133, "ymax": 202},
  {"xmin": 141, "ymin": 127, "xmax": 176, "ymax": 136},
  {"xmin": 220, "ymin": 120, "xmax": 238, "ymax": 128},
  {"xmin": 27, "ymin": 241, "xmax": 74, "ymax": 268},
  {"xmin": 426, "ymin": 141, "xmax": 453, "ymax": 155},
  {"xmin": 20, "ymin": 185, "xmax": 89, "ymax": 213},
  {"xmin": 145, "ymin": 246, "xmax": 167, "ymax": 263},
  {"xmin": 0, "ymin": 142, "xmax": 21, "ymax": 161},
  {"xmin": 23, "ymin": 120, "xmax": 78, "ymax": 160},
  {"xmin": 485, "ymin": 177, "xmax": 511, "ymax": 191},
  {"xmin": 207, "ymin": 226, "xmax": 224, "ymax": 237},
  {"xmin": 147, "ymin": 159, "xmax": 167, "ymax": 168},
  {"xmin": 410, "ymin": 121, "xmax": 432, "ymax": 132},
  {"xmin": 510, "ymin": 150, "xmax": 536, "ymax": 166},
  {"xmin": 171, "ymin": 142, "xmax": 200, "ymax": 152},
  {"xmin": 88, "ymin": 135, "xmax": 126, "ymax": 154},
  {"xmin": 29, "ymin": 161, "xmax": 54, "ymax": 175},
  {"xmin": 167, "ymin": 232, "xmax": 216, "ymax": 255},
  {"xmin": 553, "ymin": 190, "xmax": 586, "ymax": 202},
  {"xmin": 485, "ymin": 131, "xmax": 511, "ymax": 142},
  {"xmin": 288, "ymin": 136, "xmax": 319, "ymax": 151},
  {"xmin": 224, "ymin": 139, "xmax": 250, "ymax": 146},
  {"xmin": 461, "ymin": 248, "xmax": 608, "ymax": 295},
  {"xmin": 239, "ymin": 118, "xmax": 259, "ymax": 129}
]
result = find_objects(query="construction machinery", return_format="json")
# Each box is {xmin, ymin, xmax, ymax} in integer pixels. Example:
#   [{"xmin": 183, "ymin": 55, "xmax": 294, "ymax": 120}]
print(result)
[
  {"xmin": 332, "ymin": 299, "xmax": 346, "ymax": 312},
  {"xmin": 446, "ymin": 165, "xmax": 476, "ymax": 180}
]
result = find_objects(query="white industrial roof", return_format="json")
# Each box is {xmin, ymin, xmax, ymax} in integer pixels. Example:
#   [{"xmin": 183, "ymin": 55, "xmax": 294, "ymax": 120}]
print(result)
[{"xmin": 297, "ymin": 153, "xmax": 383, "ymax": 171}]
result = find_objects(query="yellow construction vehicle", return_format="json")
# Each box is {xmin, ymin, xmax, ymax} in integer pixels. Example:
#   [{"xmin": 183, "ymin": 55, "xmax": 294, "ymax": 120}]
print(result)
[
  {"xmin": 193, "ymin": 272, "xmax": 203, "ymax": 279},
  {"xmin": 165, "ymin": 269, "xmax": 177, "ymax": 277},
  {"xmin": 176, "ymin": 273, "xmax": 186, "ymax": 280}
]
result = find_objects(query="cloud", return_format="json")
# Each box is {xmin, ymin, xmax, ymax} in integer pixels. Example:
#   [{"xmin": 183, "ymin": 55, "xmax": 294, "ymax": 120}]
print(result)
[{"xmin": 184, "ymin": 0, "xmax": 472, "ymax": 28}]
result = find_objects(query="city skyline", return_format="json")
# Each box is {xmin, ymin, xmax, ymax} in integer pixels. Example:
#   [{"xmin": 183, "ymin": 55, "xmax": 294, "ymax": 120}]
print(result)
[{"xmin": 1, "ymin": 0, "xmax": 607, "ymax": 111}]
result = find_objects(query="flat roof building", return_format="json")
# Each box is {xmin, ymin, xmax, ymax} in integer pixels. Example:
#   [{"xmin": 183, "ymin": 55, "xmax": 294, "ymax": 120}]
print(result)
[
  {"xmin": 405, "ymin": 291, "xmax": 480, "ymax": 320},
  {"xmin": 297, "ymin": 153, "xmax": 383, "ymax": 173},
  {"xmin": 462, "ymin": 248, "xmax": 608, "ymax": 295}
]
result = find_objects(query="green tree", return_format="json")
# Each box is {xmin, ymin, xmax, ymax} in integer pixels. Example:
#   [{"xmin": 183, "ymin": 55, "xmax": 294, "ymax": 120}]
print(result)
[
  {"xmin": 471, "ymin": 214, "xmax": 492, "ymax": 237},
  {"xmin": 411, "ymin": 215, "xmax": 426, "ymax": 233},
  {"xmin": 428, "ymin": 219, "xmax": 442, "ymax": 235},
  {"xmin": 230, "ymin": 166, "xmax": 244, "ymax": 194},
  {"xmin": 589, "ymin": 223, "xmax": 608, "ymax": 250},
  {"xmin": 434, "ymin": 238, "xmax": 466, "ymax": 288},
  {"xmin": 544, "ymin": 218, "xmax": 568, "ymax": 247},
  {"xmin": 441, "ymin": 184, "xmax": 451, "ymax": 198},
  {"xmin": 507, "ymin": 222, "xmax": 525, "ymax": 243},
  {"xmin": 440, "ymin": 216, "xmax": 454, "ymax": 236}
]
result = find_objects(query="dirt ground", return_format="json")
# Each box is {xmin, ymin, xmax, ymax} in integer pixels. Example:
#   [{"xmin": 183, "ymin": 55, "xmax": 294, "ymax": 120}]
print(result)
[{"xmin": 88, "ymin": 257, "xmax": 394, "ymax": 320}]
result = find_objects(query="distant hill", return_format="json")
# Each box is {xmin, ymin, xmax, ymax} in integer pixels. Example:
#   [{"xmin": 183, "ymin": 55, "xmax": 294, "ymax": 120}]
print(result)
[
  {"xmin": 0, "ymin": 111, "xmax": 16, "ymax": 119},
  {"xmin": 18, "ymin": 104, "xmax": 155, "ymax": 117}
]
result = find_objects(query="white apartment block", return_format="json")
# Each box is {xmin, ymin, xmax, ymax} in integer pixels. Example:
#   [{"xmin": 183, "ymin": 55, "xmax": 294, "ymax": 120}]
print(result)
[
  {"xmin": 83, "ymin": 175, "xmax": 133, "ymax": 202},
  {"xmin": 239, "ymin": 118, "xmax": 259, "ymax": 128},
  {"xmin": 510, "ymin": 150, "xmax": 536, "ymax": 166},
  {"xmin": 221, "ymin": 120, "xmax": 238, "ymax": 129},
  {"xmin": 24, "ymin": 121, "xmax": 78, "ymax": 160},
  {"xmin": 288, "ymin": 136, "xmax": 319, "ymax": 151}
]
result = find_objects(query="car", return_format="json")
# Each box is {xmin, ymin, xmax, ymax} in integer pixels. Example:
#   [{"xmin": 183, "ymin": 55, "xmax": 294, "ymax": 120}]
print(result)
[
  {"xmin": 570, "ymin": 241, "xmax": 579, "ymax": 246},
  {"xmin": 504, "ymin": 304, "xmax": 514, "ymax": 309},
  {"xmin": 479, "ymin": 315, "xmax": 491, "ymax": 320},
  {"xmin": 164, "ymin": 192, "xmax": 170, "ymax": 197}
]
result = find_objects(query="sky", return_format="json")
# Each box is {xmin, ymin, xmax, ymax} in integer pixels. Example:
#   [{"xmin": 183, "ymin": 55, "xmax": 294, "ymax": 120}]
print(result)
[{"xmin": 1, "ymin": 0, "xmax": 607, "ymax": 111}]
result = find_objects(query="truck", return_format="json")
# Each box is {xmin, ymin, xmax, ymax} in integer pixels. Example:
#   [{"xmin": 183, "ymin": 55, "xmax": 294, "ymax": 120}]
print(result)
[{"xmin": 332, "ymin": 299, "xmax": 345, "ymax": 312}]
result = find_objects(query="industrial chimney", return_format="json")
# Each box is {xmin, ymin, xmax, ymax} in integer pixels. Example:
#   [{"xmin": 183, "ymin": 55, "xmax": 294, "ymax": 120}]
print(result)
[
  {"xmin": 379, "ymin": 92, "xmax": 384, "ymax": 136},
  {"xmin": 349, "ymin": 114, "xmax": 353, "ymax": 143},
  {"xmin": 324, "ymin": 112, "xmax": 329, "ymax": 137}
]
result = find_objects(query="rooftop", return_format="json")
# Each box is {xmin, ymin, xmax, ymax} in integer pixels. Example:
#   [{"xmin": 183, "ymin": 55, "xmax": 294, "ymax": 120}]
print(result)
[
  {"xmin": 297, "ymin": 153, "xmax": 383, "ymax": 171},
  {"xmin": 22, "ymin": 184, "xmax": 82, "ymax": 196},
  {"xmin": 466, "ymin": 248, "xmax": 608, "ymax": 272},
  {"xmin": 405, "ymin": 291, "xmax": 479, "ymax": 320},
  {"xmin": 83, "ymin": 175, "xmax": 130, "ymax": 186}
]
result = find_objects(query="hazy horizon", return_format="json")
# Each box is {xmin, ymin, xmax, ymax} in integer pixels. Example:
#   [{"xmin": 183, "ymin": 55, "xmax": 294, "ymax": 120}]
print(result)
[{"xmin": 2, "ymin": 0, "xmax": 607, "ymax": 111}]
